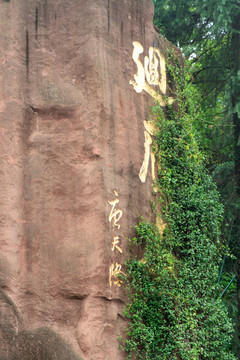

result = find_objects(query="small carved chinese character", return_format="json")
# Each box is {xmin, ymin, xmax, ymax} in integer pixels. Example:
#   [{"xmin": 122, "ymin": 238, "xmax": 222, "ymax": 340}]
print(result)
[
  {"xmin": 108, "ymin": 191, "xmax": 123, "ymax": 229},
  {"xmin": 111, "ymin": 236, "xmax": 123, "ymax": 253},
  {"xmin": 109, "ymin": 263, "xmax": 126, "ymax": 287}
]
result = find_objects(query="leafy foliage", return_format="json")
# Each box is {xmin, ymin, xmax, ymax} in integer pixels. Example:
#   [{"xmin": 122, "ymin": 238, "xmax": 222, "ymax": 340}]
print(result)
[
  {"xmin": 153, "ymin": 0, "xmax": 240, "ymax": 355},
  {"xmin": 122, "ymin": 55, "xmax": 236, "ymax": 360},
  {"xmin": 152, "ymin": 0, "xmax": 240, "ymax": 188}
]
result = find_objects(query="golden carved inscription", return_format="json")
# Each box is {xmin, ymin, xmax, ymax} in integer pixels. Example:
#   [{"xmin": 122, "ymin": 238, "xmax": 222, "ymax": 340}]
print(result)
[
  {"xmin": 129, "ymin": 42, "xmax": 168, "ymax": 235},
  {"xmin": 130, "ymin": 41, "xmax": 174, "ymax": 189},
  {"xmin": 108, "ymin": 191, "xmax": 125, "ymax": 287},
  {"xmin": 129, "ymin": 41, "xmax": 174, "ymax": 106}
]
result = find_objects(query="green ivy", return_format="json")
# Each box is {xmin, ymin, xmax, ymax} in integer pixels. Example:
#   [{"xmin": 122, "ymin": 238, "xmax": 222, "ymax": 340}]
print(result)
[{"xmin": 122, "ymin": 54, "xmax": 236, "ymax": 360}]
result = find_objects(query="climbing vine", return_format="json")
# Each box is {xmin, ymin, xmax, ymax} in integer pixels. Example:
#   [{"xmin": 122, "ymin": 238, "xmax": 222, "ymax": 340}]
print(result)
[{"xmin": 122, "ymin": 54, "xmax": 236, "ymax": 359}]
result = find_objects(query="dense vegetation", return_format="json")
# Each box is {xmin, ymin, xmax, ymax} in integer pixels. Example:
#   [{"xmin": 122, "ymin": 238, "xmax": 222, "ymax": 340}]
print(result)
[
  {"xmin": 122, "ymin": 0, "xmax": 240, "ymax": 356},
  {"xmin": 122, "ymin": 52, "xmax": 236, "ymax": 359},
  {"xmin": 125, "ymin": 0, "xmax": 240, "ymax": 357},
  {"xmin": 153, "ymin": 0, "xmax": 240, "ymax": 355},
  {"xmin": 152, "ymin": 6, "xmax": 240, "ymax": 346}
]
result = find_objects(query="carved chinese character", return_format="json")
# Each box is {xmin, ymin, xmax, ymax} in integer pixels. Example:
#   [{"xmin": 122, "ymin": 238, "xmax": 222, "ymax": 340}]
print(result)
[
  {"xmin": 144, "ymin": 46, "xmax": 166, "ymax": 94},
  {"xmin": 139, "ymin": 120, "xmax": 158, "ymax": 192},
  {"xmin": 129, "ymin": 41, "xmax": 173, "ymax": 106},
  {"xmin": 111, "ymin": 236, "xmax": 123, "ymax": 253},
  {"xmin": 108, "ymin": 190, "xmax": 123, "ymax": 229},
  {"xmin": 109, "ymin": 263, "xmax": 126, "ymax": 287}
]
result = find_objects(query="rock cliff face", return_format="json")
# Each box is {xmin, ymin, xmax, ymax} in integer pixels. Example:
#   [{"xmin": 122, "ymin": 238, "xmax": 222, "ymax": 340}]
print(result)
[{"xmin": 0, "ymin": 0, "xmax": 173, "ymax": 359}]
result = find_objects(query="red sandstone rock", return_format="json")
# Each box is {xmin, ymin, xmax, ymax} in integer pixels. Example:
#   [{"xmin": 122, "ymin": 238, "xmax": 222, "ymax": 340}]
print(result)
[{"xmin": 0, "ymin": 0, "xmax": 174, "ymax": 359}]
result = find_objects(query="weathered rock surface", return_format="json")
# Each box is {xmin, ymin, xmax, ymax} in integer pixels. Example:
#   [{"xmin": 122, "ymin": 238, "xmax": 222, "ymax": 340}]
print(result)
[{"xmin": 0, "ymin": 0, "xmax": 173, "ymax": 359}]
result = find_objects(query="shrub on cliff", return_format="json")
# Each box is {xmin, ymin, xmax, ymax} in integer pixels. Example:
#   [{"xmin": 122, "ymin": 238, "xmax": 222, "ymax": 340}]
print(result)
[{"xmin": 123, "ymin": 55, "xmax": 236, "ymax": 360}]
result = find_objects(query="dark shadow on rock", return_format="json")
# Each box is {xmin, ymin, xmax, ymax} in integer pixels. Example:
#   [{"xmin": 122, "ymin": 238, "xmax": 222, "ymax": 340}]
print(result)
[
  {"xmin": 1, "ymin": 326, "xmax": 82, "ymax": 360},
  {"xmin": 0, "ymin": 289, "xmax": 82, "ymax": 360},
  {"xmin": 11, "ymin": 327, "xmax": 82, "ymax": 360}
]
